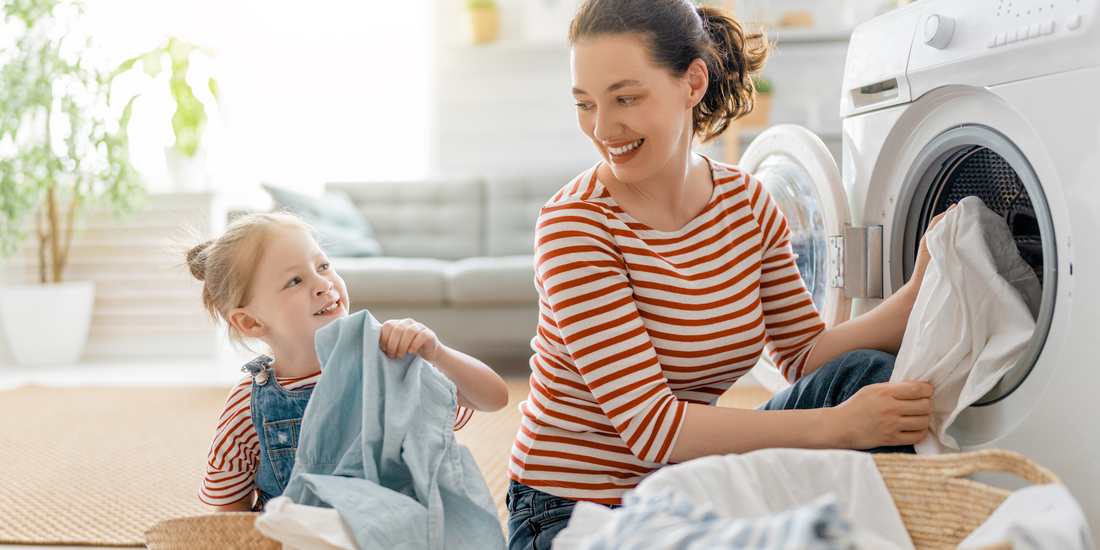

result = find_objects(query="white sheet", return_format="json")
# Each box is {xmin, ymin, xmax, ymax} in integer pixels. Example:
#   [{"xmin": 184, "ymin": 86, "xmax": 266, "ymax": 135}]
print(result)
[
  {"xmin": 958, "ymin": 484, "xmax": 1096, "ymax": 550},
  {"xmin": 553, "ymin": 448, "xmax": 913, "ymax": 550},
  {"xmin": 254, "ymin": 496, "xmax": 360, "ymax": 550},
  {"xmin": 889, "ymin": 196, "xmax": 1041, "ymax": 454}
]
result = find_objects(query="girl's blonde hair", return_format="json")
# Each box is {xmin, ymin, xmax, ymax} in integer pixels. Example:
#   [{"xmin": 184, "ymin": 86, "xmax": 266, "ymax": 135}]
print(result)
[{"xmin": 180, "ymin": 211, "xmax": 317, "ymax": 347}]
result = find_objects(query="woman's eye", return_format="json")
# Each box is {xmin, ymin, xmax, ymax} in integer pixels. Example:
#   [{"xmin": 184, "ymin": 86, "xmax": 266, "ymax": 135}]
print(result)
[
  {"xmin": 619, "ymin": 97, "xmax": 636, "ymax": 105},
  {"xmin": 285, "ymin": 277, "xmax": 301, "ymax": 288},
  {"xmin": 575, "ymin": 102, "xmax": 592, "ymax": 111}
]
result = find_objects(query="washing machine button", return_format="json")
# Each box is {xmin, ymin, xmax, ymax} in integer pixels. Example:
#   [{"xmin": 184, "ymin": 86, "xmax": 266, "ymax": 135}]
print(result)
[
  {"xmin": 1017, "ymin": 27, "xmax": 1030, "ymax": 41},
  {"xmin": 1030, "ymin": 23, "xmax": 1042, "ymax": 38},
  {"xmin": 988, "ymin": 34, "xmax": 998, "ymax": 48},
  {"xmin": 996, "ymin": 31, "xmax": 1008, "ymax": 46},
  {"xmin": 923, "ymin": 14, "xmax": 956, "ymax": 49},
  {"xmin": 1068, "ymin": 14, "xmax": 1083, "ymax": 30},
  {"xmin": 1041, "ymin": 20, "xmax": 1056, "ymax": 35},
  {"xmin": 1006, "ymin": 28, "xmax": 1019, "ymax": 43}
]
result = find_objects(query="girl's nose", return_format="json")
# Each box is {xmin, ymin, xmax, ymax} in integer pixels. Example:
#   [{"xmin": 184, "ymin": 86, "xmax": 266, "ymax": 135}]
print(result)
[{"xmin": 314, "ymin": 277, "xmax": 333, "ymax": 296}]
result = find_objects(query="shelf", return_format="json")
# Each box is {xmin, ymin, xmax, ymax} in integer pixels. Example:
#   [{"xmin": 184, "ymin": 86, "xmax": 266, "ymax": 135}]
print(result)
[{"xmin": 766, "ymin": 27, "xmax": 854, "ymax": 43}]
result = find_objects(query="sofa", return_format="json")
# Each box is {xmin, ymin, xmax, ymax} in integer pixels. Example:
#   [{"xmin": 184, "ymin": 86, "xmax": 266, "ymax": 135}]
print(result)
[{"xmin": 315, "ymin": 174, "xmax": 574, "ymax": 373}]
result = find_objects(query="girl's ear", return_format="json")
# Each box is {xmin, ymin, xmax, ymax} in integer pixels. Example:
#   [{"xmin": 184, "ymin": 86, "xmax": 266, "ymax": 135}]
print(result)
[
  {"xmin": 685, "ymin": 57, "xmax": 709, "ymax": 108},
  {"xmin": 229, "ymin": 308, "xmax": 268, "ymax": 338}
]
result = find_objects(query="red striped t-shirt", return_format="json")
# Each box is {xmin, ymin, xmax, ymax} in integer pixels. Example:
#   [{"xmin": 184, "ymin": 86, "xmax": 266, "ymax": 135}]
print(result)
[
  {"xmin": 509, "ymin": 157, "xmax": 826, "ymax": 504},
  {"xmin": 201, "ymin": 367, "xmax": 474, "ymax": 506}
]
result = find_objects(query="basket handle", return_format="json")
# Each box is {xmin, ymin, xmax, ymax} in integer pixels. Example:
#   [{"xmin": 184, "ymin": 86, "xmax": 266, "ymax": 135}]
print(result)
[{"xmin": 940, "ymin": 449, "xmax": 1060, "ymax": 485}]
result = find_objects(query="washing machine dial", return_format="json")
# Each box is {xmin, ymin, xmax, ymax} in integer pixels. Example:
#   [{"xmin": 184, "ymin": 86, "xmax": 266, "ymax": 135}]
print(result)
[{"xmin": 922, "ymin": 14, "xmax": 955, "ymax": 50}]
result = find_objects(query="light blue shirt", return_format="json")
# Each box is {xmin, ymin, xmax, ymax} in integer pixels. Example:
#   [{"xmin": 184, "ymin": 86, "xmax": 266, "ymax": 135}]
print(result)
[{"xmin": 282, "ymin": 310, "xmax": 505, "ymax": 550}]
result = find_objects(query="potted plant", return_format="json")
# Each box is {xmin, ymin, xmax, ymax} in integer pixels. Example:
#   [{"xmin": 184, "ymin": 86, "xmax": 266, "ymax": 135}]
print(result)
[
  {"xmin": 466, "ymin": 0, "xmax": 500, "ymax": 44},
  {"xmin": 116, "ymin": 37, "xmax": 219, "ymax": 192},
  {"xmin": 0, "ymin": 0, "xmax": 145, "ymax": 365},
  {"xmin": 739, "ymin": 74, "xmax": 774, "ymax": 129}
]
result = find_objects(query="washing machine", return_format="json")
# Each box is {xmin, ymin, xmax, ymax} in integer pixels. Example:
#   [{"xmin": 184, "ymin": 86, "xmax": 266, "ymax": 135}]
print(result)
[{"xmin": 740, "ymin": 0, "xmax": 1100, "ymax": 535}]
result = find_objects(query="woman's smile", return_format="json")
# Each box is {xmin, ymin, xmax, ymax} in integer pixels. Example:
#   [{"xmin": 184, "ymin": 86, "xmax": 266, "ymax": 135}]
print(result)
[{"xmin": 607, "ymin": 139, "xmax": 645, "ymax": 163}]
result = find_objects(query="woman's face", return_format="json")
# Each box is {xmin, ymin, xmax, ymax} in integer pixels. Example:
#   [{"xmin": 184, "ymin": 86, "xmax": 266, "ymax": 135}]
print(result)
[{"xmin": 570, "ymin": 34, "xmax": 706, "ymax": 185}]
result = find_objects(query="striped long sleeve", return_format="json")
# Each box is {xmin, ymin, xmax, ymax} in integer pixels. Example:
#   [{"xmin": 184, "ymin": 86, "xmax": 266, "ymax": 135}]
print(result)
[{"xmin": 509, "ymin": 158, "xmax": 826, "ymax": 504}]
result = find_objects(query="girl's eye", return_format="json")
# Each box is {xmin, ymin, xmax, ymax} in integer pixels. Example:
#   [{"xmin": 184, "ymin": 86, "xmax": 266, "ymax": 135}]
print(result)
[
  {"xmin": 285, "ymin": 277, "xmax": 301, "ymax": 288},
  {"xmin": 318, "ymin": 262, "xmax": 330, "ymax": 272},
  {"xmin": 575, "ymin": 102, "xmax": 592, "ymax": 111}
]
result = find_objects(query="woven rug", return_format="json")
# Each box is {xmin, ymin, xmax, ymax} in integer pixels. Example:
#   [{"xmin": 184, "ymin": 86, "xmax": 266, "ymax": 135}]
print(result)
[{"xmin": 0, "ymin": 380, "xmax": 773, "ymax": 546}]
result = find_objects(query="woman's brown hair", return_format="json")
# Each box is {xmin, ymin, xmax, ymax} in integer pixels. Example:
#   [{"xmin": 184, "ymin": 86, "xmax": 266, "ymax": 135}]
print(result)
[{"xmin": 569, "ymin": 0, "xmax": 771, "ymax": 143}]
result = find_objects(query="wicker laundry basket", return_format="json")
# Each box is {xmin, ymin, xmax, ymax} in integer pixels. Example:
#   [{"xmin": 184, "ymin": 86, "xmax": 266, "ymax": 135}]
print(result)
[{"xmin": 144, "ymin": 449, "xmax": 1057, "ymax": 550}]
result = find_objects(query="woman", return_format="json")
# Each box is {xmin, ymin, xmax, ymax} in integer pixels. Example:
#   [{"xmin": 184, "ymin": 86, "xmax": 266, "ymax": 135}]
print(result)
[{"xmin": 506, "ymin": 1, "xmax": 943, "ymax": 548}]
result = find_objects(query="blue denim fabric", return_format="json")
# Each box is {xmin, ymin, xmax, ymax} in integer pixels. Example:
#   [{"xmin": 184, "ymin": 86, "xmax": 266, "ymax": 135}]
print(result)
[
  {"xmin": 757, "ymin": 349, "xmax": 916, "ymax": 454},
  {"xmin": 245, "ymin": 354, "xmax": 315, "ymax": 509},
  {"xmin": 281, "ymin": 310, "xmax": 504, "ymax": 550},
  {"xmin": 506, "ymin": 481, "xmax": 619, "ymax": 550}
]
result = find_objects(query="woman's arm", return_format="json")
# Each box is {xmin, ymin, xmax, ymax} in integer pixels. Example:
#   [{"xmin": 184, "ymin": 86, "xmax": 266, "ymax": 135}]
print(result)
[
  {"xmin": 379, "ymin": 318, "xmax": 509, "ymax": 412},
  {"xmin": 667, "ymin": 379, "xmax": 934, "ymax": 463},
  {"xmin": 213, "ymin": 491, "xmax": 255, "ymax": 512}
]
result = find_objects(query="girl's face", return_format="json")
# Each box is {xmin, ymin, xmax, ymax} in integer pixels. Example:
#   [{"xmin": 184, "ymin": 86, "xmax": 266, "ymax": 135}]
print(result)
[
  {"xmin": 234, "ymin": 226, "xmax": 349, "ymax": 356},
  {"xmin": 570, "ymin": 34, "xmax": 706, "ymax": 184}
]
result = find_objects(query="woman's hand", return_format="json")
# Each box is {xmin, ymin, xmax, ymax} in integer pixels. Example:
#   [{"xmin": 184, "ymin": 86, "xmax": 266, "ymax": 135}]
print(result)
[
  {"xmin": 911, "ymin": 204, "xmax": 956, "ymax": 290},
  {"xmin": 832, "ymin": 381, "xmax": 935, "ymax": 449},
  {"xmin": 380, "ymin": 318, "xmax": 442, "ymax": 363}
]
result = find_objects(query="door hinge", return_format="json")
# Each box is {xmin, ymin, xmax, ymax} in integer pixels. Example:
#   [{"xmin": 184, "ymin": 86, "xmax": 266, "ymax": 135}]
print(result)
[{"xmin": 843, "ymin": 226, "xmax": 883, "ymax": 299}]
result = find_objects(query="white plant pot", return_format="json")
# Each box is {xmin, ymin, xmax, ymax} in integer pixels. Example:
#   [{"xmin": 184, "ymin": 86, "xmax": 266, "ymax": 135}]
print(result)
[
  {"xmin": 163, "ymin": 146, "xmax": 209, "ymax": 192},
  {"xmin": 0, "ymin": 281, "xmax": 96, "ymax": 365}
]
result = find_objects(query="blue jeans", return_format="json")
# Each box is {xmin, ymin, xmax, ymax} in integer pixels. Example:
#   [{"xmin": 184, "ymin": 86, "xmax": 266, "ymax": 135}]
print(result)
[{"xmin": 505, "ymin": 349, "xmax": 911, "ymax": 550}]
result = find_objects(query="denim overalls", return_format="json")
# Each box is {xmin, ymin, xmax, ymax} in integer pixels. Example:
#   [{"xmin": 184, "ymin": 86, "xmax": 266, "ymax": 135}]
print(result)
[{"xmin": 243, "ymin": 355, "xmax": 315, "ymax": 510}]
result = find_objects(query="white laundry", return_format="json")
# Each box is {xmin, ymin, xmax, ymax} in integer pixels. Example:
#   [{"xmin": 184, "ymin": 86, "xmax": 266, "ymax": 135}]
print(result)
[
  {"xmin": 890, "ymin": 196, "xmax": 1042, "ymax": 454},
  {"xmin": 553, "ymin": 448, "xmax": 913, "ymax": 550},
  {"xmin": 958, "ymin": 484, "xmax": 1096, "ymax": 550},
  {"xmin": 254, "ymin": 496, "xmax": 360, "ymax": 550}
]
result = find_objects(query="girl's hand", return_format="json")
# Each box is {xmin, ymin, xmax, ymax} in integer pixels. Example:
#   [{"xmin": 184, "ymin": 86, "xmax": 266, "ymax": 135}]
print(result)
[
  {"xmin": 833, "ymin": 381, "xmax": 935, "ymax": 449},
  {"xmin": 911, "ymin": 204, "xmax": 956, "ymax": 289},
  {"xmin": 380, "ymin": 318, "xmax": 442, "ymax": 363}
]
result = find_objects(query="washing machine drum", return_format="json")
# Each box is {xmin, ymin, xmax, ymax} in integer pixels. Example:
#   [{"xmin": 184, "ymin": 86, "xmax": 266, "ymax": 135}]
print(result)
[
  {"xmin": 914, "ymin": 146, "xmax": 1044, "ymax": 285},
  {"xmin": 900, "ymin": 125, "xmax": 1057, "ymax": 405}
]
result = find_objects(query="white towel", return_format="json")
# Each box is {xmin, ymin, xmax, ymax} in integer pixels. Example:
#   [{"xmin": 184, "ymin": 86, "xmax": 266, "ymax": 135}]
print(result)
[
  {"xmin": 958, "ymin": 484, "xmax": 1096, "ymax": 550},
  {"xmin": 254, "ymin": 496, "xmax": 360, "ymax": 550},
  {"xmin": 889, "ymin": 196, "xmax": 1041, "ymax": 454}
]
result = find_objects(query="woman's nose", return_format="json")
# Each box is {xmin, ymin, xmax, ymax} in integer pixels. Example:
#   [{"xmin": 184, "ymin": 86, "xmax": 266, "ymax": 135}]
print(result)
[{"xmin": 593, "ymin": 107, "xmax": 620, "ymax": 142}]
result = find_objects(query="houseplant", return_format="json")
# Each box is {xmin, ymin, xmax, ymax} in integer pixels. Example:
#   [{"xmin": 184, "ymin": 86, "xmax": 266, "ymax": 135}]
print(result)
[
  {"xmin": 739, "ymin": 74, "xmax": 774, "ymax": 129},
  {"xmin": 466, "ymin": 0, "xmax": 500, "ymax": 44},
  {"xmin": 116, "ymin": 37, "xmax": 219, "ymax": 191},
  {"xmin": 0, "ymin": 0, "xmax": 145, "ymax": 364}
]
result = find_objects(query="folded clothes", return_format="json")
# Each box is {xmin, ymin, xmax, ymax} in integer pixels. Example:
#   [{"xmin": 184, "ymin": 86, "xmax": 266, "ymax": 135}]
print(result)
[
  {"xmin": 890, "ymin": 196, "xmax": 1042, "ymax": 454},
  {"xmin": 958, "ymin": 484, "xmax": 1096, "ymax": 550}
]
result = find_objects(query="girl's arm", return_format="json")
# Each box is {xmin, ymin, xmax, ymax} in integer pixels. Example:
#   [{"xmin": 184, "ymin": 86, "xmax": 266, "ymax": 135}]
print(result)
[{"xmin": 380, "ymin": 318, "xmax": 509, "ymax": 412}]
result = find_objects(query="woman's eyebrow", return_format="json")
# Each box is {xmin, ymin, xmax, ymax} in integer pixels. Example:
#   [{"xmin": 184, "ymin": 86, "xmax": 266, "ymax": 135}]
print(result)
[{"xmin": 572, "ymin": 79, "xmax": 644, "ymax": 95}]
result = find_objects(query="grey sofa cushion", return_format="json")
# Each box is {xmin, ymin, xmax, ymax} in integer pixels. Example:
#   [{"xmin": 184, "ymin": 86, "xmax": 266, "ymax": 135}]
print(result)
[
  {"xmin": 446, "ymin": 255, "xmax": 537, "ymax": 306},
  {"xmin": 327, "ymin": 179, "xmax": 482, "ymax": 260},
  {"xmin": 263, "ymin": 184, "xmax": 384, "ymax": 257},
  {"xmin": 333, "ymin": 257, "xmax": 450, "ymax": 307},
  {"xmin": 486, "ymin": 174, "xmax": 575, "ymax": 256}
]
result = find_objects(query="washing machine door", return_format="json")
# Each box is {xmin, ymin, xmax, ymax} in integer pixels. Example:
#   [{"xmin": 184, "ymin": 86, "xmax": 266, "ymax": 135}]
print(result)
[{"xmin": 739, "ymin": 125, "xmax": 853, "ymax": 391}]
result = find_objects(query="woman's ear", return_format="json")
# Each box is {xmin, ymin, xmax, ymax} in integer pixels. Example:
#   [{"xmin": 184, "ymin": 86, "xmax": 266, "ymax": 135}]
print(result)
[
  {"xmin": 685, "ymin": 58, "xmax": 709, "ymax": 108},
  {"xmin": 229, "ymin": 307, "xmax": 268, "ymax": 338}
]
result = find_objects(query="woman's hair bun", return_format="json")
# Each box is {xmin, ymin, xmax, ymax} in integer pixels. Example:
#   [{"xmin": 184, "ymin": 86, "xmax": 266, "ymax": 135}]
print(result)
[{"xmin": 187, "ymin": 240, "xmax": 213, "ymax": 281}]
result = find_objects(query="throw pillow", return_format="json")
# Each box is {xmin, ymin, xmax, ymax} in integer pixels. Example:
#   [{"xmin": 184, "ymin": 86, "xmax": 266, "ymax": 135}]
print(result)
[{"xmin": 263, "ymin": 184, "xmax": 384, "ymax": 257}]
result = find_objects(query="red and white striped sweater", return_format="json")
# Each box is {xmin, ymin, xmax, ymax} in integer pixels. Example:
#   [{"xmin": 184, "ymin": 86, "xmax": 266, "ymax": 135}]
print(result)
[{"xmin": 509, "ymin": 158, "xmax": 826, "ymax": 504}]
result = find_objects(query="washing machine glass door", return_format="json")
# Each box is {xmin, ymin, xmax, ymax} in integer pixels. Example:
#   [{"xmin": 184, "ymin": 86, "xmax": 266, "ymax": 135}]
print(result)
[
  {"xmin": 739, "ymin": 125, "xmax": 853, "ymax": 392},
  {"xmin": 740, "ymin": 124, "xmax": 853, "ymax": 329}
]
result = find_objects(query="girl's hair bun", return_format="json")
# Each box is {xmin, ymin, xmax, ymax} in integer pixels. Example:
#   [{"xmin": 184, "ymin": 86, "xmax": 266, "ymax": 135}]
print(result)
[{"xmin": 187, "ymin": 240, "xmax": 214, "ymax": 281}]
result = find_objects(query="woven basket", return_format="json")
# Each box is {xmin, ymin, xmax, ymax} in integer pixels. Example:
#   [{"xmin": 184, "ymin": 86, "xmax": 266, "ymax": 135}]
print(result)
[
  {"xmin": 145, "ymin": 449, "xmax": 1057, "ymax": 550},
  {"xmin": 874, "ymin": 448, "xmax": 1059, "ymax": 550},
  {"xmin": 144, "ymin": 512, "xmax": 279, "ymax": 550}
]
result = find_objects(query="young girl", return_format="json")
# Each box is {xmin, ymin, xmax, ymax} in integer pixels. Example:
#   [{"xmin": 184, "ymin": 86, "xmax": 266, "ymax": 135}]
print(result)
[{"xmin": 184, "ymin": 211, "xmax": 509, "ymax": 511}]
